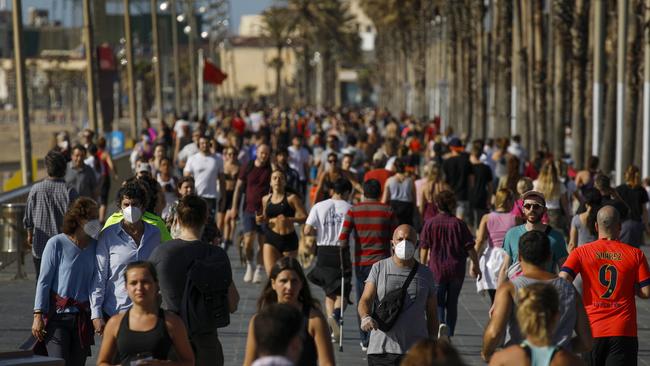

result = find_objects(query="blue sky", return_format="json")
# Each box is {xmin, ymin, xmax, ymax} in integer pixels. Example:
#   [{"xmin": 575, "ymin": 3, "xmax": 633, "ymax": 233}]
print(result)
[{"xmin": 5, "ymin": 0, "xmax": 273, "ymax": 34}]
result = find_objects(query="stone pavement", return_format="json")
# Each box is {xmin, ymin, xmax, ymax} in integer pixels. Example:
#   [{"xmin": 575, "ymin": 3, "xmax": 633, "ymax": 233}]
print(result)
[{"xmin": 2, "ymin": 246, "xmax": 650, "ymax": 365}]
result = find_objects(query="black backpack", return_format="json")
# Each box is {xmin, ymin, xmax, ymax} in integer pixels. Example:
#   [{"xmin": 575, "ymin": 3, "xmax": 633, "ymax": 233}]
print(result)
[
  {"xmin": 372, "ymin": 263, "xmax": 419, "ymax": 332},
  {"xmin": 180, "ymin": 246, "xmax": 232, "ymax": 334}
]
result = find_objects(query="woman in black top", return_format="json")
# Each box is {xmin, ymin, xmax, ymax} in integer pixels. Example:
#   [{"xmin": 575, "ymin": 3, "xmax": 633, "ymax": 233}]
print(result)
[
  {"xmin": 257, "ymin": 170, "xmax": 307, "ymax": 276},
  {"xmin": 97, "ymin": 261, "xmax": 194, "ymax": 366},
  {"xmin": 243, "ymin": 257, "xmax": 335, "ymax": 366}
]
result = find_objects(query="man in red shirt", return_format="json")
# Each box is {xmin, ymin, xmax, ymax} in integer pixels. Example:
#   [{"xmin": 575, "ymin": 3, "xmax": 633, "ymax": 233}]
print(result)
[
  {"xmin": 560, "ymin": 205, "xmax": 650, "ymax": 365},
  {"xmin": 363, "ymin": 157, "xmax": 394, "ymax": 194}
]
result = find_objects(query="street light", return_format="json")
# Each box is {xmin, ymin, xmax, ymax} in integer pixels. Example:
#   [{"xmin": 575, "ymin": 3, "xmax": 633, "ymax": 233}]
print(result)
[
  {"xmin": 201, "ymin": 31, "xmax": 209, "ymax": 39},
  {"xmin": 184, "ymin": 25, "xmax": 192, "ymax": 34},
  {"xmin": 159, "ymin": 1, "xmax": 169, "ymax": 11},
  {"xmin": 177, "ymin": 14, "xmax": 185, "ymax": 23}
]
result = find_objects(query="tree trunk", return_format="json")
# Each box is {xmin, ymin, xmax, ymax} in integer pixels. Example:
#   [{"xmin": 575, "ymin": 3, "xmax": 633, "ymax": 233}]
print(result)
[
  {"xmin": 275, "ymin": 45, "xmax": 283, "ymax": 106},
  {"xmin": 584, "ymin": 0, "xmax": 595, "ymax": 165},
  {"xmin": 571, "ymin": 0, "xmax": 588, "ymax": 169},
  {"xmin": 496, "ymin": 0, "xmax": 512, "ymax": 139},
  {"xmin": 533, "ymin": 0, "xmax": 546, "ymax": 150},
  {"xmin": 601, "ymin": 3, "xmax": 618, "ymax": 174},
  {"xmin": 623, "ymin": 0, "xmax": 642, "ymax": 170},
  {"xmin": 472, "ymin": 1, "xmax": 487, "ymax": 139},
  {"xmin": 552, "ymin": 0, "xmax": 571, "ymax": 158}
]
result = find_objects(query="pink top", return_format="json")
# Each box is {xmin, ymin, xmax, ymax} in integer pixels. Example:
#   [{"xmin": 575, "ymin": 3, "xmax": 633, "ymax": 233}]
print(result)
[{"xmin": 486, "ymin": 212, "xmax": 517, "ymax": 248}]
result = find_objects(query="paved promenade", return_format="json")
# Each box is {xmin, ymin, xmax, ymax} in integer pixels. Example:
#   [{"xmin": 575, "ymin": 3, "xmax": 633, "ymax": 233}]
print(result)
[{"xmin": 2, "ymin": 246, "xmax": 650, "ymax": 365}]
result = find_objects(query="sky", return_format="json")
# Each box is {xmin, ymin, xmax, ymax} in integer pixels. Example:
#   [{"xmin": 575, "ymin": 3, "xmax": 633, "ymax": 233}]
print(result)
[{"xmin": 2, "ymin": 0, "xmax": 273, "ymax": 34}]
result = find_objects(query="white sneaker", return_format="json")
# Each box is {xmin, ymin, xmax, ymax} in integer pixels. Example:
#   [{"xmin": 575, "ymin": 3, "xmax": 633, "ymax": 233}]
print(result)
[
  {"xmin": 243, "ymin": 263, "xmax": 254, "ymax": 283},
  {"xmin": 328, "ymin": 315, "xmax": 341, "ymax": 342},
  {"xmin": 252, "ymin": 266, "xmax": 264, "ymax": 284},
  {"xmin": 438, "ymin": 323, "xmax": 450, "ymax": 342}
]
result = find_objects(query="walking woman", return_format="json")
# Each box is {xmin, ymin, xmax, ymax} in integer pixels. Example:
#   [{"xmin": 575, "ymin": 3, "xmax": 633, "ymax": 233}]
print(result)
[
  {"xmin": 488, "ymin": 283, "xmax": 583, "ymax": 366},
  {"xmin": 217, "ymin": 146, "xmax": 241, "ymax": 248},
  {"xmin": 32, "ymin": 198, "xmax": 101, "ymax": 366},
  {"xmin": 257, "ymin": 170, "xmax": 307, "ymax": 276},
  {"xmin": 419, "ymin": 163, "xmax": 450, "ymax": 222},
  {"xmin": 568, "ymin": 188, "xmax": 602, "ymax": 252},
  {"xmin": 473, "ymin": 189, "xmax": 517, "ymax": 304},
  {"xmin": 382, "ymin": 158, "xmax": 417, "ymax": 226},
  {"xmin": 243, "ymin": 257, "xmax": 335, "ymax": 366},
  {"xmin": 96, "ymin": 261, "xmax": 194, "ymax": 366},
  {"xmin": 534, "ymin": 161, "xmax": 570, "ymax": 234}
]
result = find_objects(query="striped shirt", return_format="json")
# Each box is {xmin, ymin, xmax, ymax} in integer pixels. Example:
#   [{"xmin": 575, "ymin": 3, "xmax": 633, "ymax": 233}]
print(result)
[{"xmin": 338, "ymin": 201, "xmax": 395, "ymax": 266}]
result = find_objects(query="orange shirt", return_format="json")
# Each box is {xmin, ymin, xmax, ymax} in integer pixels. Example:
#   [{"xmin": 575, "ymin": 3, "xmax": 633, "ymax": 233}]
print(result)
[{"xmin": 561, "ymin": 239, "xmax": 650, "ymax": 337}]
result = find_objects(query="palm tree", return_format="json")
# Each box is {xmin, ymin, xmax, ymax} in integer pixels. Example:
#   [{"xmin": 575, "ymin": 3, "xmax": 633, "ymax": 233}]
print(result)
[
  {"xmin": 262, "ymin": 6, "xmax": 294, "ymax": 106},
  {"xmin": 570, "ymin": 0, "xmax": 589, "ymax": 169},
  {"xmin": 552, "ymin": 0, "xmax": 572, "ymax": 158}
]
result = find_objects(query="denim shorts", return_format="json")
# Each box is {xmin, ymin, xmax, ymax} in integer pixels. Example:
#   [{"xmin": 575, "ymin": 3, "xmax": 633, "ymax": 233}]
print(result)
[{"xmin": 241, "ymin": 211, "xmax": 262, "ymax": 234}]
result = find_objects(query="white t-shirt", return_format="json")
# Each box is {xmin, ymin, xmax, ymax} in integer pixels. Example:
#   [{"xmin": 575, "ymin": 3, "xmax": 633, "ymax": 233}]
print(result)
[
  {"xmin": 178, "ymin": 142, "xmax": 199, "ymax": 164},
  {"xmin": 173, "ymin": 119, "xmax": 190, "ymax": 138},
  {"xmin": 288, "ymin": 146, "xmax": 310, "ymax": 180},
  {"xmin": 184, "ymin": 153, "xmax": 223, "ymax": 199},
  {"xmin": 306, "ymin": 198, "xmax": 352, "ymax": 246}
]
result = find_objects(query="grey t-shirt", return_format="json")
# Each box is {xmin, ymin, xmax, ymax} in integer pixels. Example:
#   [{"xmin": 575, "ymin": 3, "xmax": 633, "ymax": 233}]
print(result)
[
  {"xmin": 366, "ymin": 258, "xmax": 435, "ymax": 355},
  {"xmin": 570, "ymin": 214, "xmax": 596, "ymax": 247},
  {"xmin": 507, "ymin": 276, "xmax": 577, "ymax": 350}
]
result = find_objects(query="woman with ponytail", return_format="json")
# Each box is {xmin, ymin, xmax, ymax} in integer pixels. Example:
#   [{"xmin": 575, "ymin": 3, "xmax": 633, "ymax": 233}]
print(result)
[{"xmin": 488, "ymin": 283, "xmax": 584, "ymax": 366}]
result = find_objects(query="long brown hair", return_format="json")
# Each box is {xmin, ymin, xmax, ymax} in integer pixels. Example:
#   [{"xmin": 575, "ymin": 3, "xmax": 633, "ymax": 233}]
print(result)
[{"xmin": 257, "ymin": 257, "xmax": 319, "ymax": 311}]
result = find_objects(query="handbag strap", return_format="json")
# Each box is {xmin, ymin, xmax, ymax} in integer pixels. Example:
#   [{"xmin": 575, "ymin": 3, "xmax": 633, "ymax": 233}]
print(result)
[{"xmin": 401, "ymin": 263, "xmax": 419, "ymax": 292}]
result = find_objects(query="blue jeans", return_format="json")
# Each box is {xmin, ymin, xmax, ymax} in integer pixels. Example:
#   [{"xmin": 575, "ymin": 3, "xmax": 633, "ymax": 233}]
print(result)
[
  {"xmin": 355, "ymin": 265, "xmax": 372, "ymax": 347},
  {"xmin": 434, "ymin": 278, "xmax": 464, "ymax": 336}
]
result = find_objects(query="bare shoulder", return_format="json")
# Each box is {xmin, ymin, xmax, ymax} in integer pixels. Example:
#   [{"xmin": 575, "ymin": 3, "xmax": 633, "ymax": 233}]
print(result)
[
  {"xmin": 163, "ymin": 310, "xmax": 185, "ymax": 331},
  {"xmin": 551, "ymin": 349, "xmax": 585, "ymax": 366},
  {"xmin": 489, "ymin": 345, "xmax": 528, "ymax": 366}
]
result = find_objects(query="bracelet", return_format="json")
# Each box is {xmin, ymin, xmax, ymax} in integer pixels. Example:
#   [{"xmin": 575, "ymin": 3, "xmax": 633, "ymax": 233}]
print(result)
[
  {"xmin": 361, "ymin": 315, "xmax": 373, "ymax": 322},
  {"xmin": 33, "ymin": 311, "xmax": 43, "ymax": 316}
]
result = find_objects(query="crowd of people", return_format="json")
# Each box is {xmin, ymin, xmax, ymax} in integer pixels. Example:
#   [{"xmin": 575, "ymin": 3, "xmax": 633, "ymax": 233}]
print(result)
[{"xmin": 23, "ymin": 106, "xmax": 650, "ymax": 366}]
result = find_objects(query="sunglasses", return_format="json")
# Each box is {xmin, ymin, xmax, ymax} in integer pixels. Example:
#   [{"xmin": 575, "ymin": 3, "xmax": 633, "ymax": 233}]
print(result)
[{"xmin": 523, "ymin": 203, "xmax": 544, "ymax": 210}]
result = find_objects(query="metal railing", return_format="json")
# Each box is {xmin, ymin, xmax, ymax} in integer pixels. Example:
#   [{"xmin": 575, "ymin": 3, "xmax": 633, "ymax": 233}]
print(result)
[{"xmin": 0, "ymin": 150, "xmax": 132, "ymax": 277}]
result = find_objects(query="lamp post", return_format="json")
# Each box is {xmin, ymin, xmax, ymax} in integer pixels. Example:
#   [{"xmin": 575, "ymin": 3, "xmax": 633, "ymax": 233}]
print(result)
[
  {"xmin": 11, "ymin": 0, "xmax": 32, "ymax": 184},
  {"xmin": 82, "ymin": 0, "xmax": 98, "ymax": 133},
  {"xmin": 151, "ymin": 0, "xmax": 164, "ymax": 125},
  {"xmin": 124, "ymin": 0, "xmax": 137, "ymax": 139}
]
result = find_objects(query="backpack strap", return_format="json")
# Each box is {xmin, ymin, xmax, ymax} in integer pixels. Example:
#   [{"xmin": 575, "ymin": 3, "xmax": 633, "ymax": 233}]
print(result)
[{"xmin": 402, "ymin": 264, "xmax": 419, "ymax": 292}]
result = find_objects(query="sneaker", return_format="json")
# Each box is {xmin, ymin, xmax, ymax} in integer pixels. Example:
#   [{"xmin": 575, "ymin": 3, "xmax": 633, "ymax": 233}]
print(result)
[
  {"xmin": 252, "ymin": 266, "xmax": 264, "ymax": 284},
  {"xmin": 328, "ymin": 315, "xmax": 341, "ymax": 342},
  {"xmin": 438, "ymin": 323, "xmax": 450, "ymax": 342},
  {"xmin": 243, "ymin": 263, "xmax": 254, "ymax": 283},
  {"xmin": 360, "ymin": 342, "xmax": 368, "ymax": 352}
]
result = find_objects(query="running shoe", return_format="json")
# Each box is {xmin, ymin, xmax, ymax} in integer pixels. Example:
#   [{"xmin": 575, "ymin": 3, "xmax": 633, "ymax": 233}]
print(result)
[
  {"xmin": 438, "ymin": 323, "xmax": 450, "ymax": 343},
  {"xmin": 328, "ymin": 315, "xmax": 341, "ymax": 342},
  {"xmin": 243, "ymin": 263, "xmax": 254, "ymax": 283},
  {"xmin": 252, "ymin": 265, "xmax": 264, "ymax": 284}
]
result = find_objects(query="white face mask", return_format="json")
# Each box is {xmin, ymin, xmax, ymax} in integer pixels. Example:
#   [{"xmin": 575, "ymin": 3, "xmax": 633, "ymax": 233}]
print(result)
[
  {"xmin": 394, "ymin": 239, "xmax": 416, "ymax": 260},
  {"xmin": 123, "ymin": 206, "xmax": 143, "ymax": 224},
  {"xmin": 83, "ymin": 219, "xmax": 102, "ymax": 240}
]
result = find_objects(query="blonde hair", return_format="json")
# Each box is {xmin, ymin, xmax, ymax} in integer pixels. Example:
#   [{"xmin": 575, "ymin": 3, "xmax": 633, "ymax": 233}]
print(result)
[
  {"xmin": 516, "ymin": 177, "xmax": 533, "ymax": 196},
  {"xmin": 535, "ymin": 161, "xmax": 561, "ymax": 200},
  {"xmin": 428, "ymin": 164, "xmax": 444, "ymax": 183},
  {"xmin": 494, "ymin": 188, "xmax": 515, "ymax": 210},
  {"xmin": 625, "ymin": 165, "xmax": 641, "ymax": 187},
  {"xmin": 516, "ymin": 283, "xmax": 559, "ymax": 343}
]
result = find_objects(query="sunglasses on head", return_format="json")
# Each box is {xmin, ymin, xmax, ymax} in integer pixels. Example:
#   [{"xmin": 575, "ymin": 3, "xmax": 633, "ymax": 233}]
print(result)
[{"xmin": 523, "ymin": 203, "xmax": 544, "ymax": 210}]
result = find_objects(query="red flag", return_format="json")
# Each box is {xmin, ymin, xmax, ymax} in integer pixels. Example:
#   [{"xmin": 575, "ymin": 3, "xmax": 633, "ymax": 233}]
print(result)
[{"xmin": 203, "ymin": 59, "xmax": 227, "ymax": 85}]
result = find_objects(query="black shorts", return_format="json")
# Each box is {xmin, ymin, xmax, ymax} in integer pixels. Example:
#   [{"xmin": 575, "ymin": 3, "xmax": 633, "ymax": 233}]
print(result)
[
  {"xmin": 218, "ymin": 190, "xmax": 234, "ymax": 214},
  {"xmin": 263, "ymin": 229, "xmax": 299, "ymax": 253},
  {"xmin": 585, "ymin": 336, "xmax": 638, "ymax": 366},
  {"xmin": 307, "ymin": 246, "xmax": 352, "ymax": 298}
]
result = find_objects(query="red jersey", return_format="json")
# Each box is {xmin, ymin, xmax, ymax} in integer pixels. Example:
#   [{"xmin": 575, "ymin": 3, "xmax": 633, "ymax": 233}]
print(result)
[
  {"xmin": 363, "ymin": 169, "xmax": 394, "ymax": 194},
  {"xmin": 561, "ymin": 239, "xmax": 650, "ymax": 337}
]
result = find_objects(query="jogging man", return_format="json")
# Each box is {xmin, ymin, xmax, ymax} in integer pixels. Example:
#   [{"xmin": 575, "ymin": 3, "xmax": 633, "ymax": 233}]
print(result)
[
  {"xmin": 184, "ymin": 135, "xmax": 225, "ymax": 222},
  {"xmin": 560, "ymin": 205, "xmax": 650, "ymax": 365},
  {"xmin": 228, "ymin": 144, "xmax": 272, "ymax": 283}
]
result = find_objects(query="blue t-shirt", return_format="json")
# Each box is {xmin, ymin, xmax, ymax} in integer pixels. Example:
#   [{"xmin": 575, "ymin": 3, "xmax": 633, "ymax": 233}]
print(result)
[{"xmin": 503, "ymin": 225, "xmax": 568, "ymax": 272}]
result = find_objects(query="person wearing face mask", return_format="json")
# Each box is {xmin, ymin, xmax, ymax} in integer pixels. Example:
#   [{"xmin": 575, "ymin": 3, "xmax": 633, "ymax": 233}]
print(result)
[
  {"xmin": 149, "ymin": 195, "xmax": 239, "ymax": 366},
  {"xmin": 419, "ymin": 189, "xmax": 481, "ymax": 339},
  {"xmin": 358, "ymin": 224, "xmax": 439, "ymax": 365},
  {"xmin": 31, "ymin": 198, "xmax": 100, "ymax": 365},
  {"xmin": 90, "ymin": 182, "xmax": 162, "ymax": 336}
]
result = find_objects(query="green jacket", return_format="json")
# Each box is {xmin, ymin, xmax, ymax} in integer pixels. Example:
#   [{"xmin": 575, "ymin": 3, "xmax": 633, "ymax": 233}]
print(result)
[{"xmin": 102, "ymin": 211, "xmax": 172, "ymax": 242}]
